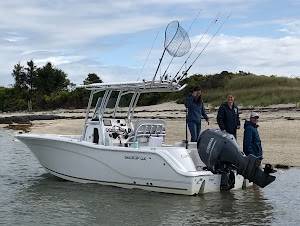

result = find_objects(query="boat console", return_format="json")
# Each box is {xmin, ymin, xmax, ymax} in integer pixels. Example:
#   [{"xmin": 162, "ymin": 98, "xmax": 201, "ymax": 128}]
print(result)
[
  {"xmin": 84, "ymin": 118, "xmax": 131, "ymax": 146},
  {"xmin": 84, "ymin": 118, "xmax": 166, "ymax": 147}
]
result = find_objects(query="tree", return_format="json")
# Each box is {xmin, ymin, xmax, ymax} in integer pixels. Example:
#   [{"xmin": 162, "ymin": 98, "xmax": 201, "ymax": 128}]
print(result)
[
  {"xmin": 25, "ymin": 60, "xmax": 37, "ymax": 92},
  {"xmin": 11, "ymin": 62, "xmax": 26, "ymax": 90},
  {"xmin": 25, "ymin": 60, "xmax": 38, "ymax": 111},
  {"xmin": 83, "ymin": 73, "xmax": 103, "ymax": 85},
  {"xmin": 35, "ymin": 62, "xmax": 70, "ymax": 95}
]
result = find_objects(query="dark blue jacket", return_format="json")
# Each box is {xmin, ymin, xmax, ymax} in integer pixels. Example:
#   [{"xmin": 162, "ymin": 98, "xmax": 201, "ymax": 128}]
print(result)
[
  {"xmin": 243, "ymin": 120, "xmax": 262, "ymax": 157},
  {"xmin": 184, "ymin": 95, "xmax": 208, "ymax": 123},
  {"xmin": 217, "ymin": 102, "xmax": 240, "ymax": 135}
]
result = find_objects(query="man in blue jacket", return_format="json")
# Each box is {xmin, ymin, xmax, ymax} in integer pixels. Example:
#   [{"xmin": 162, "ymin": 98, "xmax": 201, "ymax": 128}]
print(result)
[
  {"xmin": 217, "ymin": 93, "xmax": 240, "ymax": 138},
  {"xmin": 184, "ymin": 86, "xmax": 209, "ymax": 142},
  {"xmin": 243, "ymin": 112, "xmax": 262, "ymax": 158}
]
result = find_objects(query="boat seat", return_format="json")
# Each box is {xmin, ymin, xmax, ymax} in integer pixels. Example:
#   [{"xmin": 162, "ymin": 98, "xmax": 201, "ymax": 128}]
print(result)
[
  {"xmin": 127, "ymin": 119, "xmax": 166, "ymax": 145},
  {"xmin": 148, "ymin": 136, "xmax": 164, "ymax": 147}
]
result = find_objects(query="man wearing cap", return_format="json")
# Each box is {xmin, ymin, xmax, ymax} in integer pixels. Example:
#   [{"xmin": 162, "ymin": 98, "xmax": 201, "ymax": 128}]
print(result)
[
  {"xmin": 184, "ymin": 86, "xmax": 209, "ymax": 142},
  {"xmin": 243, "ymin": 112, "xmax": 262, "ymax": 158}
]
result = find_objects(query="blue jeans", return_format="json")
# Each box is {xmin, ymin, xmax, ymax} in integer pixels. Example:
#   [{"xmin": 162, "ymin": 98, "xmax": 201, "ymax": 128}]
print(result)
[{"xmin": 187, "ymin": 122, "xmax": 201, "ymax": 142}]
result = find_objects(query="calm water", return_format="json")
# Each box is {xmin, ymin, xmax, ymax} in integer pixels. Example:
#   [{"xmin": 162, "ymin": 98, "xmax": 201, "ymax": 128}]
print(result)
[{"xmin": 0, "ymin": 129, "xmax": 299, "ymax": 226}]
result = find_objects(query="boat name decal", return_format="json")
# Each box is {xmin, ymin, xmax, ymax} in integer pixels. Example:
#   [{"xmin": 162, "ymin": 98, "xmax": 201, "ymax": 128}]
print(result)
[{"xmin": 125, "ymin": 156, "xmax": 146, "ymax": 160}]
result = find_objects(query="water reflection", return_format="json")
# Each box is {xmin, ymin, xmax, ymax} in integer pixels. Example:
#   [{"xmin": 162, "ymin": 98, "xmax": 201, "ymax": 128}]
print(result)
[
  {"xmin": 161, "ymin": 189, "xmax": 275, "ymax": 226},
  {"xmin": 14, "ymin": 175, "xmax": 275, "ymax": 226}
]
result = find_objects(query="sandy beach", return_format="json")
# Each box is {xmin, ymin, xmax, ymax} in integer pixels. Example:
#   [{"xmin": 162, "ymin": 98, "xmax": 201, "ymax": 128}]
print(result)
[{"xmin": 1, "ymin": 102, "xmax": 299, "ymax": 167}]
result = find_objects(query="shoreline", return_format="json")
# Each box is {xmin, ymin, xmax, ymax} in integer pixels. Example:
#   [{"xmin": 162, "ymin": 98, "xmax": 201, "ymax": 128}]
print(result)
[{"xmin": 1, "ymin": 102, "xmax": 299, "ymax": 168}]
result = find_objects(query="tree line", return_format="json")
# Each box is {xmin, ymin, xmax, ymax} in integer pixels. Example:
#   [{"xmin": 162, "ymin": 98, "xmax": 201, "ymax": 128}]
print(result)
[
  {"xmin": 1, "ymin": 61, "xmax": 300, "ymax": 112},
  {"xmin": 0, "ymin": 60, "xmax": 102, "ymax": 112}
]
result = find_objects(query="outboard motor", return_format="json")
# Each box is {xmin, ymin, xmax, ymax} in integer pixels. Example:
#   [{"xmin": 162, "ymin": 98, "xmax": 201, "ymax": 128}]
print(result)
[{"xmin": 198, "ymin": 129, "xmax": 276, "ymax": 190}]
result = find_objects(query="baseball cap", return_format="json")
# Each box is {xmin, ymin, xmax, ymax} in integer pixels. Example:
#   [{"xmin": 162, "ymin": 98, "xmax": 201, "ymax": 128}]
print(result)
[{"xmin": 250, "ymin": 112, "xmax": 259, "ymax": 119}]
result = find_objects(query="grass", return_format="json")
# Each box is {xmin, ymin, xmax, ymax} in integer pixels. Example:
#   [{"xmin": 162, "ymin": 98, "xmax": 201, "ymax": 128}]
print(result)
[{"xmin": 199, "ymin": 75, "xmax": 300, "ymax": 107}]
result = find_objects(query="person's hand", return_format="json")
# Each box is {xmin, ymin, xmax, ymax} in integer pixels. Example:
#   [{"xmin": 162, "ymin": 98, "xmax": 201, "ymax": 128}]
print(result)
[
  {"xmin": 206, "ymin": 119, "xmax": 210, "ymax": 125},
  {"xmin": 237, "ymin": 125, "xmax": 240, "ymax": 129}
]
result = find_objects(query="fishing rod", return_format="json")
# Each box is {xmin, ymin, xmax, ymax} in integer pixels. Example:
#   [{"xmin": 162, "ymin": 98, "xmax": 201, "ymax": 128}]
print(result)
[
  {"xmin": 172, "ymin": 13, "xmax": 232, "ymax": 85},
  {"xmin": 183, "ymin": 12, "xmax": 232, "ymax": 77},
  {"xmin": 184, "ymin": 61, "xmax": 189, "ymax": 149},
  {"xmin": 159, "ymin": 10, "xmax": 202, "ymax": 83},
  {"xmin": 169, "ymin": 12, "xmax": 221, "ymax": 85},
  {"xmin": 137, "ymin": 31, "xmax": 160, "ymax": 81},
  {"xmin": 185, "ymin": 107, "xmax": 189, "ymax": 149}
]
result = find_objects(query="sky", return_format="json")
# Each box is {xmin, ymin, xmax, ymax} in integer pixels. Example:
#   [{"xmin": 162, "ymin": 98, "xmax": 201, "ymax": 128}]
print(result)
[{"xmin": 1, "ymin": 0, "xmax": 300, "ymax": 87}]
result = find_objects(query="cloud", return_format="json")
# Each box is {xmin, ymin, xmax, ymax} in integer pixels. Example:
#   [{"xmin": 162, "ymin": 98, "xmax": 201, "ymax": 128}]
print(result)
[
  {"xmin": 1, "ymin": 0, "xmax": 300, "ymax": 88},
  {"xmin": 185, "ymin": 33, "xmax": 300, "ymax": 77}
]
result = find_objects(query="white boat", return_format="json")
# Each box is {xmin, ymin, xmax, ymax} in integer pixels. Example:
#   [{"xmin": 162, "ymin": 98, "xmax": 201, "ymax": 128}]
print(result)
[
  {"xmin": 15, "ymin": 79, "xmax": 276, "ymax": 195},
  {"xmin": 15, "ymin": 20, "xmax": 276, "ymax": 195}
]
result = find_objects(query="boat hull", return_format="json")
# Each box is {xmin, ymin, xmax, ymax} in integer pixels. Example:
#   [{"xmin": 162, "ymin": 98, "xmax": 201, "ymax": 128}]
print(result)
[{"xmin": 15, "ymin": 133, "xmax": 246, "ymax": 195}]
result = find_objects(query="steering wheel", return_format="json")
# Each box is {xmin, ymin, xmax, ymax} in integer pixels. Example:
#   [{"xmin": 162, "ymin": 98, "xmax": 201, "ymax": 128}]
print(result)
[{"xmin": 112, "ymin": 125, "xmax": 127, "ymax": 136}]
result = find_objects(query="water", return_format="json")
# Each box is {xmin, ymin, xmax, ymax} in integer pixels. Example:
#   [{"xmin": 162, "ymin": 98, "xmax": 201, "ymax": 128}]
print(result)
[{"xmin": 0, "ymin": 129, "xmax": 299, "ymax": 226}]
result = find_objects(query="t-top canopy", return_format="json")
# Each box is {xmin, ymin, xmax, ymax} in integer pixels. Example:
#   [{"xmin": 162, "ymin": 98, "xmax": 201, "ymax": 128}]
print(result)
[{"xmin": 78, "ymin": 80, "xmax": 186, "ymax": 93}]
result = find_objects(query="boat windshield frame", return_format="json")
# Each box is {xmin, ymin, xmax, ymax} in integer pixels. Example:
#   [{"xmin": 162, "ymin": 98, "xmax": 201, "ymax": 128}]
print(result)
[{"xmin": 79, "ymin": 80, "xmax": 186, "ymax": 139}]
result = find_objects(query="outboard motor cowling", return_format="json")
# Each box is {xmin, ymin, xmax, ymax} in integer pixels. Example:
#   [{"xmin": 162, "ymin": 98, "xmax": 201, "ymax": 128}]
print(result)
[{"xmin": 198, "ymin": 129, "xmax": 276, "ymax": 188}]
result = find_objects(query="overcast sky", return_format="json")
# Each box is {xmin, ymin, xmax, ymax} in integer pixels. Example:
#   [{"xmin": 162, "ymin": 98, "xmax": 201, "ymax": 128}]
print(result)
[{"xmin": 1, "ymin": 0, "xmax": 300, "ymax": 87}]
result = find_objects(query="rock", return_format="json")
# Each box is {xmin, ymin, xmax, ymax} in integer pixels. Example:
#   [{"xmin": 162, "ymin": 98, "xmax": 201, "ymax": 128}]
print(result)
[{"xmin": 6, "ymin": 123, "xmax": 32, "ymax": 132}]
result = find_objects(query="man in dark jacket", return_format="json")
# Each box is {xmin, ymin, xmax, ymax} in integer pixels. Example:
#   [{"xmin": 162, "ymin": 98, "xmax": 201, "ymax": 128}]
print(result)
[
  {"xmin": 243, "ymin": 112, "xmax": 262, "ymax": 158},
  {"xmin": 184, "ymin": 86, "xmax": 209, "ymax": 142},
  {"xmin": 217, "ymin": 93, "xmax": 240, "ymax": 138}
]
